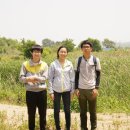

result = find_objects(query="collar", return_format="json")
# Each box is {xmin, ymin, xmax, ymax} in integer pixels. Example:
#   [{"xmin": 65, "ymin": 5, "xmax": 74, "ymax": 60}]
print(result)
[
  {"xmin": 83, "ymin": 55, "xmax": 94, "ymax": 65},
  {"xmin": 29, "ymin": 59, "xmax": 42, "ymax": 66},
  {"xmin": 56, "ymin": 59, "xmax": 70, "ymax": 67},
  {"xmin": 83, "ymin": 55, "xmax": 92, "ymax": 61}
]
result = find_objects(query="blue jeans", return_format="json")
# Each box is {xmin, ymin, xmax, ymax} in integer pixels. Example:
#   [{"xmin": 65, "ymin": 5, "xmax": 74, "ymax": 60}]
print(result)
[
  {"xmin": 26, "ymin": 90, "xmax": 47, "ymax": 130},
  {"xmin": 54, "ymin": 91, "xmax": 71, "ymax": 130}
]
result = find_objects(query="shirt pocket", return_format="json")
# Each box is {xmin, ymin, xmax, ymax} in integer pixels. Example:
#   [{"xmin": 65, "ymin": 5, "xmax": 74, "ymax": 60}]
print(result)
[{"xmin": 88, "ymin": 64, "xmax": 95, "ymax": 73}]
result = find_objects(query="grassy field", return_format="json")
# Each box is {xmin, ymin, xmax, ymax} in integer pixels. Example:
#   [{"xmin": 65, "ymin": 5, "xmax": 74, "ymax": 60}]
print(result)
[{"xmin": 0, "ymin": 49, "xmax": 130, "ymax": 113}]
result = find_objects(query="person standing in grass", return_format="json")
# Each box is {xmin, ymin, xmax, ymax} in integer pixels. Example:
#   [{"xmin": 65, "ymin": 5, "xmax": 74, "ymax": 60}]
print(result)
[
  {"xmin": 19, "ymin": 44, "xmax": 48, "ymax": 130},
  {"xmin": 48, "ymin": 46, "xmax": 75, "ymax": 130},
  {"xmin": 75, "ymin": 40, "xmax": 101, "ymax": 130}
]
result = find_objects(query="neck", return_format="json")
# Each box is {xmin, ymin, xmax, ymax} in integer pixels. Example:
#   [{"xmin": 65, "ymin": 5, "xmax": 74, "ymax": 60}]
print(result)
[
  {"xmin": 58, "ymin": 58, "xmax": 65, "ymax": 66},
  {"xmin": 32, "ymin": 58, "xmax": 40, "ymax": 63},
  {"xmin": 83, "ymin": 53, "xmax": 91, "ymax": 59}
]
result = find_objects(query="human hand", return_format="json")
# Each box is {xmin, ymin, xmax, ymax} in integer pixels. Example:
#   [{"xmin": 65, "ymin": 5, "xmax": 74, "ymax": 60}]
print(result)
[
  {"xmin": 75, "ymin": 89, "xmax": 80, "ymax": 97},
  {"xmin": 26, "ymin": 76, "xmax": 39, "ymax": 83},
  {"xmin": 92, "ymin": 89, "xmax": 99, "ymax": 97}
]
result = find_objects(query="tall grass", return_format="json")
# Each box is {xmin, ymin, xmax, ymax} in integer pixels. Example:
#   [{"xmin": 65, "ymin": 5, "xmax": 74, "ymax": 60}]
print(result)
[
  {"xmin": 97, "ymin": 49, "xmax": 130, "ymax": 112},
  {"xmin": 0, "ymin": 59, "xmax": 25, "ymax": 105},
  {"xmin": 0, "ymin": 49, "xmax": 130, "ymax": 112}
]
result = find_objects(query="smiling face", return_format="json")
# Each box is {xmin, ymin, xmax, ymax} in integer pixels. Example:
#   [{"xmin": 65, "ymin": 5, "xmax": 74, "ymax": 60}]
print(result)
[
  {"xmin": 57, "ymin": 47, "xmax": 68, "ymax": 60},
  {"xmin": 32, "ymin": 49, "xmax": 42, "ymax": 63}
]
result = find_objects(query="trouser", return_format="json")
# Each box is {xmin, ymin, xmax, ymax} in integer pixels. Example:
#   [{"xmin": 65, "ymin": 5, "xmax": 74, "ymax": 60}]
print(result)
[
  {"xmin": 26, "ymin": 90, "xmax": 47, "ymax": 130},
  {"xmin": 54, "ymin": 91, "xmax": 71, "ymax": 130},
  {"xmin": 78, "ymin": 89, "xmax": 97, "ymax": 130}
]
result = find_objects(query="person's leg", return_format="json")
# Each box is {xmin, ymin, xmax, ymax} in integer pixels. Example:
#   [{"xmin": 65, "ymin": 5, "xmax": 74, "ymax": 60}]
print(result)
[
  {"xmin": 79, "ymin": 89, "xmax": 88, "ymax": 130},
  {"xmin": 37, "ymin": 90, "xmax": 47, "ymax": 130},
  {"xmin": 54, "ymin": 91, "xmax": 61, "ymax": 130},
  {"xmin": 62, "ymin": 91, "xmax": 71, "ymax": 130},
  {"xmin": 88, "ymin": 96, "xmax": 97, "ymax": 130},
  {"xmin": 26, "ymin": 91, "xmax": 37, "ymax": 130}
]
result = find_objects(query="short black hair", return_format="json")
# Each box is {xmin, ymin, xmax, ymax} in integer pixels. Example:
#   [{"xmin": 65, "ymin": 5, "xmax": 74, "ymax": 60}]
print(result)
[
  {"xmin": 80, "ymin": 40, "xmax": 93, "ymax": 48},
  {"xmin": 31, "ymin": 44, "xmax": 43, "ymax": 53}
]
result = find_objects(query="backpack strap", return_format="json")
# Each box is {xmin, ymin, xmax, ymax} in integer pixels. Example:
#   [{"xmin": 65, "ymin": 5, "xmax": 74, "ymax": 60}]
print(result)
[
  {"xmin": 77, "ymin": 56, "xmax": 97, "ymax": 71},
  {"xmin": 77, "ymin": 56, "xmax": 82, "ymax": 72},
  {"xmin": 75, "ymin": 56, "xmax": 82, "ymax": 89},
  {"xmin": 93, "ymin": 56, "xmax": 101, "ymax": 88},
  {"xmin": 93, "ymin": 56, "xmax": 97, "ymax": 71}
]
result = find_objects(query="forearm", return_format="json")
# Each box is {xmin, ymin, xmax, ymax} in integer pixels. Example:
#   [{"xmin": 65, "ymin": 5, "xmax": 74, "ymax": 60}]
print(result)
[
  {"xmin": 96, "ymin": 70, "xmax": 101, "ymax": 88},
  {"xmin": 36, "ymin": 76, "xmax": 47, "ymax": 83},
  {"xmin": 38, "ymin": 65, "xmax": 48, "ymax": 82},
  {"xmin": 70, "ymin": 69, "xmax": 75, "ymax": 93},
  {"xmin": 70, "ymin": 81, "xmax": 75, "ymax": 93},
  {"xmin": 48, "ymin": 81, "xmax": 54, "ymax": 94},
  {"xmin": 19, "ymin": 76, "xmax": 28, "ymax": 83}
]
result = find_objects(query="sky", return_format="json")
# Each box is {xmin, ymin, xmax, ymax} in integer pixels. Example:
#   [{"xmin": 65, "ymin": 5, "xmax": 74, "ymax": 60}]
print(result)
[{"xmin": 0, "ymin": 0, "xmax": 130, "ymax": 45}]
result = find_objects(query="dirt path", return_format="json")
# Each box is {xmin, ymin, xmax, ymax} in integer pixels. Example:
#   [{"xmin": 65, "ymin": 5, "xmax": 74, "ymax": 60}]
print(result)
[{"xmin": 0, "ymin": 103, "xmax": 130, "ymax": 130}]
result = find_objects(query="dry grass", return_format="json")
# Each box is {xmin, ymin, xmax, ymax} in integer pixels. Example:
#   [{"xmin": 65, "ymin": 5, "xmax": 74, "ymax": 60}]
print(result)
[{"xmin": 0, "ymin": 104, "xmax": 130, "ymax": 130}]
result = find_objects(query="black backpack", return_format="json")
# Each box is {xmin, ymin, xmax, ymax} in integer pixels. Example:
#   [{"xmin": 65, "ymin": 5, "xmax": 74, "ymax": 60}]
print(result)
[{"xmin": 75, "ymin": 56, "xmax": 97, "ymax": 89}]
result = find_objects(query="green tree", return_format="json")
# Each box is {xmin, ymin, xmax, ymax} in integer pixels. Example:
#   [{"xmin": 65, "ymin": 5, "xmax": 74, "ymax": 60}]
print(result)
[
  {"xmin": 42, "ymin": 38, "xmax": 55, "ymax": 47},
  {"xmin": 87, "ymin": 38, "xmax": 102, "ymax": 51},
  {"xmin": 0, "ymin": 37, "xmax": 18, "ymax": 47},
  {"xmin": 61, "ymin": 39, "xmax": 75, "ymax": 52},
  {"xmin": 102, "ymin": 38, "xmax": 116, "ymax": 48},
  {"xmin": 0, "ymin": 37, "xmax": 21, "ymax": 55},
  {"xmin": 42, "ymin": 47, "xmax": 52, "ymax": 57},
  {"xmin": 21, "ymin": 39, "xmax": 36, "ymax": 58},
  {"xmin": 77, "ymin": 38, "xmax": 102, "ymax": 52}
]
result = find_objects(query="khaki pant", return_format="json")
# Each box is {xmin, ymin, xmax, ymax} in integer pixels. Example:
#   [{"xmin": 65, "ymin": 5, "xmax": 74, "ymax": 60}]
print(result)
[{"xmin": 78, "ymin": 89, "xmax": 97, "ymax": 130}]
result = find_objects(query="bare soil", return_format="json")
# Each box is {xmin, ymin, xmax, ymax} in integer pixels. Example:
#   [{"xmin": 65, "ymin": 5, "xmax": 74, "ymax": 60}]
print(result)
[{"xmin": 0, "ymin": 103, "xmax": 130, "ymax": 130}]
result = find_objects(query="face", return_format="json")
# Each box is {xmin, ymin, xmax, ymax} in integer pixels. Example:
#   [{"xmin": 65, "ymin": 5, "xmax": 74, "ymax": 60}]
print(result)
[
  {"xmin": 58, "ymin": 48, "xmax": 68, "ymax": 60},
  {"xmin": 81, "ymin": 44, "xmax": 92, "ymax": 54},
  {"xmin": 32, "ymin": 50, "xmax": 41, "ymax": 62}
]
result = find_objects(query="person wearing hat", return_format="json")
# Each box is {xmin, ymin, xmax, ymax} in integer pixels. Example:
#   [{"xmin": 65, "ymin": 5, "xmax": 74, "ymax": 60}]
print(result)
[
  {"xmin": 75, "ymin": 40, "xmax": 101, "ymax": 130},
  {"xmin": 19, "ymin": 44, "xmax": 48, "ymax": 130}
]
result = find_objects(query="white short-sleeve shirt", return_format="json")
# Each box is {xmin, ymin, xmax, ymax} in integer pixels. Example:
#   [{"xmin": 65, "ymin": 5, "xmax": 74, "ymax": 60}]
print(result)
[{"xmin": 78, "ymin": 55, "xmax": 101, "ymax": 89}]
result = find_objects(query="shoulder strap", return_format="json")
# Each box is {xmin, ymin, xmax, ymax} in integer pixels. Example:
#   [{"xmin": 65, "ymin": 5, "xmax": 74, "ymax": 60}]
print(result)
[
  {"xmin": 77, "ymin": 56, "xmax": 96, "ymax": 71},
  {"xmin": 75, "ymin": 56, "xmax": 82, "ymax": 89},
  {"xmin": 77, "ymin": 56, "xmax": 82, "ymax": 72},
  {"xmin": 93, "ymin": 56, "xmax": 97, "ymax": 70},
  {"xmin": 93, "ymin": 56, "xmax": 97, "ymax": 65}
]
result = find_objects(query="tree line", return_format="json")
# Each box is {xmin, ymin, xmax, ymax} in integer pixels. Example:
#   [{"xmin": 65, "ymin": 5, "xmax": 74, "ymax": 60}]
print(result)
[{"xmin": 0, "ymin": 36, "xmax": 116, "ymax": 58}]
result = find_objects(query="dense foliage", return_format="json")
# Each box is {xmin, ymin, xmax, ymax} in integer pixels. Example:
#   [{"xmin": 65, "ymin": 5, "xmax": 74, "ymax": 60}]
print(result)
[
  {"xmin": 102, "ymin": 38, "xmax": 116, "ymax": 48},
  {"xmin": 78, "ymin": 38, "xmax": 102, "ymax": 52}
]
